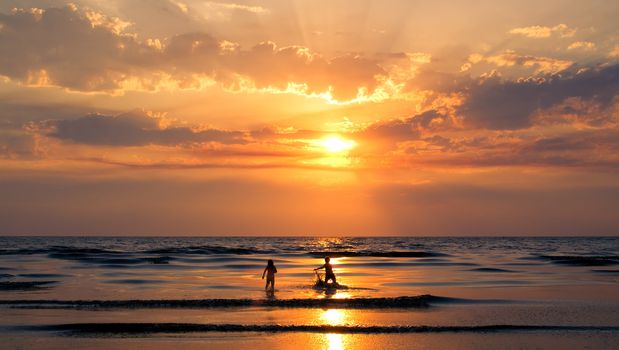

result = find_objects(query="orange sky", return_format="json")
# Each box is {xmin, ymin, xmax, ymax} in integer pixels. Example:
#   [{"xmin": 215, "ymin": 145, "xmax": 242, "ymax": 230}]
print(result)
[{"xmin": 1, "ymin": 1, "xmax": 619, "ymax": 235}]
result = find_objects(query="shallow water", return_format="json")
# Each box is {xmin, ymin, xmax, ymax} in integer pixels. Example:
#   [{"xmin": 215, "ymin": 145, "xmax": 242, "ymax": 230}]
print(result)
[
  {"xmin": 0, "ymin": 236, "xmax": 617, "ymax": 300},
  {"xmin": 0, "ymin": 236, "xmax": 618, "ymax": 349}
]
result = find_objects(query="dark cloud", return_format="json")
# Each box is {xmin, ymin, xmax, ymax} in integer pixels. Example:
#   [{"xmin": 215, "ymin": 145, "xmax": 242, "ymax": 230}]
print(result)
[
  {"xmin": 0, "ymin": 100, "xmax": 118, "ymax": 124},
  {"xmin": 409, "ymin": 129, "xmax": 619, "ymax": 170},
  {"xmin": 420, "ymin": 135, "xmax": 457, "ymax": 151},
  {"xmin": 404, "ymin": 63, "xmax": 618, "ymax": 130},
  {"xmin": 357, "ymin": 110, "xmax": 457, "ymax": 143},
  {"xmin": 43, "ymin": 110, "xmax": 247, "ymax": 146},
  {"xmin": 458, "ymin": 64, "xmax": 619, "ymax": 129},
  {"xmin": 522, "ymin": 129, "xmax": 619, "ymax": 155}
]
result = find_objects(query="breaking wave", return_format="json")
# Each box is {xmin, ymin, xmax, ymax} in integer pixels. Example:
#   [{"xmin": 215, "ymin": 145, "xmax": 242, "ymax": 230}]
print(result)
[
  {"xmin": 33, "ymin": 323, "xmax": 619, "ymax": 334},
  {"xmin": 0, "ymin": 295, "xmax": 455, "ymax": 309}
]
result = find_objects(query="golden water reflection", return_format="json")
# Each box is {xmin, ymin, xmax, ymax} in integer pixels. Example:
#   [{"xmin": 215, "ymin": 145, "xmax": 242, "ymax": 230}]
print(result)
[
  {"xmin": 320, "ymin": 309, "xmax": 347, "ymax": 325},
  {"xmin": 319, "ymin": 309, "xmax": 350, "ymax": 349},
  {"xmin": 323, "ymin": 333, "xmax": 345, "ymax": 350}
]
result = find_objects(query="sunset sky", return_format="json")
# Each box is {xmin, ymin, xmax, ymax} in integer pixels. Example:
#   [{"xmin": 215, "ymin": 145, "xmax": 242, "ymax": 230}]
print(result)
[{"xmin": 1, "ymin": 0, "xmax": 618, "ymax": 235}]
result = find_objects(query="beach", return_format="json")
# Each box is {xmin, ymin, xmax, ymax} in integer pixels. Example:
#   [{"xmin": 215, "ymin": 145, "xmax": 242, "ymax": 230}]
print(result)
[{"xmin": 0, "ymin": 236, "xmax": 618, "ymax": 349}]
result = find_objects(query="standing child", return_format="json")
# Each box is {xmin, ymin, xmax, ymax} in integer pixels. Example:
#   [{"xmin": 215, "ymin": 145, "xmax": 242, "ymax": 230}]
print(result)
[{"xmin": 262, "ymin": 259, "xmax": 277, "ymax": 291}]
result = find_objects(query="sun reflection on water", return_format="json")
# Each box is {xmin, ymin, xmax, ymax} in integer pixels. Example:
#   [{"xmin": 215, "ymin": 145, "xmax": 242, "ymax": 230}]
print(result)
[
  {"xmin": 323, "ymin": 333, "xmax": 344, "ymax": 350},
  {"xmin": 321, "ymin": 309, "xmax": 346, "ymax": 325},
  {"xmin": 318, "ymin": 309, "xmax": 349, "ymax": 350}
]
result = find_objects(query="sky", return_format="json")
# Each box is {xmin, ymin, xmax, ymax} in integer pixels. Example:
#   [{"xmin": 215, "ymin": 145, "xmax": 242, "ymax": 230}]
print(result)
[{"xmin": 1, "ymin": 0, "xmax": 618, "ymax": 235}]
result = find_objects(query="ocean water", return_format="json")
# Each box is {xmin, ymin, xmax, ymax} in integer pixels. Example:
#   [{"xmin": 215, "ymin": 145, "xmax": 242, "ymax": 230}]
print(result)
[{"xmin": 0, "ymin": 236, "xmax": 618, "ymax": 349}]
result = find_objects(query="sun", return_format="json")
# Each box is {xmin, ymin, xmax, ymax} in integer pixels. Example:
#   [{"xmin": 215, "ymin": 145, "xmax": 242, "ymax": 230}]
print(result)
[{"xmin": 320, "ymin": 136, "xmax": 357, "ymax": 153}]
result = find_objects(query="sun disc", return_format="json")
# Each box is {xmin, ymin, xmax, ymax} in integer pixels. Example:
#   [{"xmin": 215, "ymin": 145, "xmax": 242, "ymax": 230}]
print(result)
[{"xmin": 320, "ymin": 136, "xmax": 357, "ymax": 153}]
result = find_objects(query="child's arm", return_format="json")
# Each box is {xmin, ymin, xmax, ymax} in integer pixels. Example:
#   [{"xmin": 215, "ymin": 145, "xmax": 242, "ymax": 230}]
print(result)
[
  {"xmin": 262, "ymin": 267, "xmax": 267, "ymax": 279},
  {"xmin": 314, "ymin": 264, "xmax": 325, "ymax": 271},
  {"xmin": 274, "ymin": 266, "xmax": 277, "ymax": 273}
]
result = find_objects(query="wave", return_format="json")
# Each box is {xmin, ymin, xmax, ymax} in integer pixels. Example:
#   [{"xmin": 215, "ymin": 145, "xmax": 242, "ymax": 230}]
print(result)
[
  {"xmin": 32, "ymin": 323, "xmax": 619, "ymax": 334},
  {"xmin": 1, "ymin": 246, "xmax": 447, "ymax": 259},
  {"xmin": 307, "ymin": 251, "xmax": 446, "ymax": 258},
  {"xmin": 17, "ymin": 273, "xmax": 70, "ymax": 278},
  {"xmin": 469, "ymin": 268, "xmax": 516, "ymax": 273},
  {"xmin": 535, "ymin": 255, "xmax": 619, "ymax": 266},
  {"xmin": 0, "ymin": 247, "xmax": 115, "ymax": 256},
  {"xmin": 0, "ymin": 295, "xmax": 443, "ymax": 309},
  {"xmin": 0, "ymin": 246, "xmax": 275, "ymax": 271},
  {"xmin": 144, "ymin": 246, "xmax": 265, "ymax": 255},
  {"xmin": 0, "ymin": 281, "xmax": 57, "ymax": 291},
  {"xmin": 0, "ymin": 245, "xmax": 266, "ymax": 257}
]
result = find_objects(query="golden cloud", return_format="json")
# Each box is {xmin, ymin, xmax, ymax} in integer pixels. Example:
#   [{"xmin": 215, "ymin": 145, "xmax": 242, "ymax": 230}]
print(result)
[
  {"xmin": 568, "ymin": 41, "xmax": 596, "ymax": 50},
  {"xmin": 508, "ymin": 24, "xmax": 576, "ymax": 38},
  {"xmin": 485, "ymin": 50, "xmax": 573, "ymax": 74}
]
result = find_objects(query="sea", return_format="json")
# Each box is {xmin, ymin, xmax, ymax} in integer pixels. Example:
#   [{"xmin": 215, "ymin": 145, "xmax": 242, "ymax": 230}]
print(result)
[{"xmin": 0, "ymin": 236, "xmax": 618, "ymax": 349}]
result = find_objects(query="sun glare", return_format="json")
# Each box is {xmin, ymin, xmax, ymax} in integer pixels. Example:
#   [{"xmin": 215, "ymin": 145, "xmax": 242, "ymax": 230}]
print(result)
[
  {"xmin": 321, "ymin": 309, "xmax": 346, "ymax": 325},
  {"xmin": 323, "ymin": 333, "xmax": 345, "ymax": 350},
  {"xmin": 320, "ymin": 136, "xmax": 357, "ymax": 153}
]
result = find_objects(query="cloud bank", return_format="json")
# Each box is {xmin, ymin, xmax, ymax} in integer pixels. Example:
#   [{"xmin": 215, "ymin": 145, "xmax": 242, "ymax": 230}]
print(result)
[{"xmin": 0, "ymin": 5, "xmax": 386, "ymax": 101}]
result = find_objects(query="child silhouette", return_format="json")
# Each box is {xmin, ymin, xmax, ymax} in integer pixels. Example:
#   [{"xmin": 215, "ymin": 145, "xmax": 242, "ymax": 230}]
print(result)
[
  {"xmin": 262, "ymin": 259, "xmax": 277, "ymax": 291},
  {"xmin": 314, "ymin": 256, "xmax": 336, "ymax": 284}
]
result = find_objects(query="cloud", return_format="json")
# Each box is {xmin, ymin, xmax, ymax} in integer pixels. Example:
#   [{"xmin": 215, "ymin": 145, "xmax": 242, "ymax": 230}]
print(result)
[
  {"xmin": 568, "ymin": 41, "xmax": 596, "ymax": 50},
  {"xmin": 485, "ymin": 50, "xmax": 573, "ymax": 74},
  {"xmin": 40, "ymin": 110, "xmax": 247, "ymax": 146},
  {"xmin": 401, "ymin": 62, "xmax": 618, "ymax": 131},
  {"xmin": 202, "ymin": 1, "xmax": 268, "ymax": 15},
  {"xmin": 0, "ymin": 6, "xmax": 147, "ymax": 91},
  {"xmin": 355, "ymin": 124, "xmax": 619, "ymax": 173},
  {"xmin": 522, "ymin": 131, "xmax": 619, "ymax": 154},
  {"xmin": 457, "ymin": 64, "xmax": 619, "ymax": 129},
  {"xmin": 508, "ymin": 24, "xmax": 576, "ymax": 38},
  {"xmin": 0, "ymin": 128, "xmax": 38, "ymax": 159},
  {"xmin": 358, "ymin": 110, "xmax": 457, "ymax": 143},
  {"xmin": 0, "ymin": 5, "xmax": 386, "ymax": 101},
  {"xmin": 220, "ymin": 41, "xmax": 386, "ymax": 101},
  {"xmin": 169, "ymin": 0, "xmax": 189, "ymax": 13}
]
